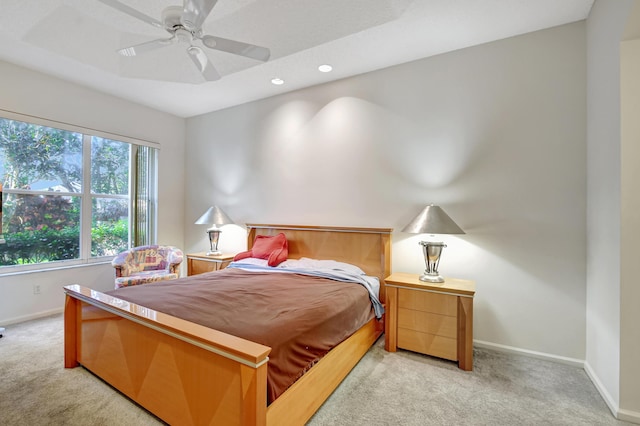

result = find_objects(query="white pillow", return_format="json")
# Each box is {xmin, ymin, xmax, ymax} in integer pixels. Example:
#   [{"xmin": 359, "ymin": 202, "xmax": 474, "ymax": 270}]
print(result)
[
  {"xmin": 231, "ymin": 257, "xmax": 269, "ymax": 267},
  {"xmin": 280, "ymin": 257, "xmax": 366, "ymax": 275}
]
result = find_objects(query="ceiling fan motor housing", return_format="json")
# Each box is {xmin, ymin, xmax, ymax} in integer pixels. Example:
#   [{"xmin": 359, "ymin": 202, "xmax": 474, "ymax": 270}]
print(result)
[{"xmin": 162, "ymin": 6, "xmax": 185, "ymax": 31}]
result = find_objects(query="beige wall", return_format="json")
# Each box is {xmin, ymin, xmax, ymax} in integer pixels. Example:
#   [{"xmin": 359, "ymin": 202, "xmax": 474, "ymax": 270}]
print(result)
[
  {"xmin": 0, "ymin": 60, "xmax": 186, "ymax": 324},
  {"xmin": 186, "ymin": 23, "xmax": 588, "ymax": 360},
  {"xmin": 620, "ymin": 36, "xmax": 640, "ymax": 420}
]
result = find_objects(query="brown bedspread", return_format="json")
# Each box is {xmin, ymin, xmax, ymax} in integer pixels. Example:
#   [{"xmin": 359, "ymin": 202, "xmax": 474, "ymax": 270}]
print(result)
[{"xmin": 107, "ymin": 268, "xmax": 374, "ymax": 402}]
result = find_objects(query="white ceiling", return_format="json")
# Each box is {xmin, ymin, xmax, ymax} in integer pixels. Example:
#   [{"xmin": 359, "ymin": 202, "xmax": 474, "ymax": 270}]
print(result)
[{"xmin": 0, "ymin": 0, "xmax": 594, "ymax": 118}]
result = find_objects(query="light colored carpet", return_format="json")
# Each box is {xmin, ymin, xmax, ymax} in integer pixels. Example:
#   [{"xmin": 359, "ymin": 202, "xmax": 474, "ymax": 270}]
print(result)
[{"xmin": 0, "ymin": 314, "xmax": 629, "ymax": 425}]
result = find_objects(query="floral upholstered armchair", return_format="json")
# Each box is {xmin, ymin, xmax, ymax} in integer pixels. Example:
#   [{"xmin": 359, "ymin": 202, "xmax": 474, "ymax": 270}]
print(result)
[{"xmin": 112, "ymin": 245, "xmax": 184, "ymax": 289}]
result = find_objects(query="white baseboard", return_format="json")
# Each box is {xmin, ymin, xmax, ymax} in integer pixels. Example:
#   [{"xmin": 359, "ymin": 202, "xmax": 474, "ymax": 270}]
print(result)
[
  {"xmin": 473, "ymin": 339, "xmax": 584, "ymax": 367},
  {"xmin": 583, "ymin": 361, "xmax": 619, "ymax": 419},
  {"xmin": 475, "ymin": 341, "xmax": 640, "ymax": 423},
  {"xmin": 1, "ymin": 308, "xmax": 63, "ymax": 326},
  {"xmin": 618, "ymin": 409, "xmax": 640, "ymax": 424},
  {"xmin": 584, "ymin": 361, "xmax": 640, "ymax": 425}
]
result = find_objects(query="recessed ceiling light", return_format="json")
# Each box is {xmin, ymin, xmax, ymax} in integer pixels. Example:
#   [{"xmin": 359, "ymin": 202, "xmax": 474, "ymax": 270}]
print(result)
[
  {"xmin": 271, "ymin": 78, "xmax": 284, "ymax": 85},
  {"xmin": 318, "ymin": 64, "xmax": 333, "ymax": 73}
]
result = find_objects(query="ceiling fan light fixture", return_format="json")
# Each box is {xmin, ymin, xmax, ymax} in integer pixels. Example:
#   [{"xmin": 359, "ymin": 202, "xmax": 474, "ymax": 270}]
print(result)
[
  {"xmin": 175, "ymin": 28, "xmax": 193, "ymax": 43},
  {"xmin": 271, "ymin": 78, "xmax": 284, "ymax": 85},
  {"xmin": 318, "ymin": 64, "xmax": 333, "ymax": 73}
]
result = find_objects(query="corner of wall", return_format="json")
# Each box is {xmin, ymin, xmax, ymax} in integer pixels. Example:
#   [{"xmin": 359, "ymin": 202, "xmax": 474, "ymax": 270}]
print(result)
[{"xmin": 584, "ymin": 360, "xmax": 620, "ymax": 419}]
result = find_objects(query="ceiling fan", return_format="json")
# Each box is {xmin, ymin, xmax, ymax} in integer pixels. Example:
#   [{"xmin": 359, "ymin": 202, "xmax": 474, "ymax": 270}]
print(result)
[{"xmin": 98, "ymin": 0, "xmax": 271, "ymax": 82}]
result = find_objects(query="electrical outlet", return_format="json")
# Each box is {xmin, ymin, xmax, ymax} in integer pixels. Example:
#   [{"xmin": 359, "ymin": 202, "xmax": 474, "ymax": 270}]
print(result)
[{"xmin": 33, "ymin": 284, "xmax": 41, "ymax": 295}]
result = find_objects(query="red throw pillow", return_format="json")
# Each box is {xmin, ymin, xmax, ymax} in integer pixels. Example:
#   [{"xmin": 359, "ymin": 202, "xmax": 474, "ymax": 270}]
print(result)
[{"xmin": 233, "ymin": 233, "xmax": 288, "ymax": 266}]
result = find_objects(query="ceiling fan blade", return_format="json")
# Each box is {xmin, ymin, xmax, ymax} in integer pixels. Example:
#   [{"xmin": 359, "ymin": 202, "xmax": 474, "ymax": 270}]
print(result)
[
  {"xmin": 201, "ymin": 35, "xmax": 270, "ymax": 61},
  {"xmin": 187, "ymin": 46, "xmax": 221, "ymax": 81},
  {"xmin": 118, "ymin": 38, "xmax": 173, "ymax": 57},
  {"xmin": 182, "ymin": 0, "xmax": 218, "ymax": 31},
  {"xmin": 98, "ymin": 0, "xmax": 163, "ymax": 29}
]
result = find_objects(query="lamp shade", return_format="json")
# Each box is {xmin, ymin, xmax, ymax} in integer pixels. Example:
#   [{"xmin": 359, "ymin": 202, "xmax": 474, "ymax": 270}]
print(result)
[
  {"xmin": 194, "ymin": 206, "xmax": 234, "ymax": 226},
  {"xmin": 402, "ymin": 204, "xmax": 465, "ymax": 235}
]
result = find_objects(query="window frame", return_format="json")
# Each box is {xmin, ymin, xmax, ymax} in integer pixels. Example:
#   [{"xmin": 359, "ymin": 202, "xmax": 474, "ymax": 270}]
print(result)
[{"xmin": 0, "ymin": 108, "xmax": 159, "ymax": 275}]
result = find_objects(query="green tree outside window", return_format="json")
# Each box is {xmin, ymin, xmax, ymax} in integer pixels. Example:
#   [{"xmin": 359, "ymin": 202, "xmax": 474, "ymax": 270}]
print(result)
[{"xmin": 0, "ymin": 117, "xmax": 150, "ymax": 267}]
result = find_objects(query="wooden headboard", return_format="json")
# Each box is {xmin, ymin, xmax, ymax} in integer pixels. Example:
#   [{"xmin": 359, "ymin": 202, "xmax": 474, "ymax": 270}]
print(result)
[{"xmin": 246, "ymin": 224, "xmax": 392, "ymax": 303}]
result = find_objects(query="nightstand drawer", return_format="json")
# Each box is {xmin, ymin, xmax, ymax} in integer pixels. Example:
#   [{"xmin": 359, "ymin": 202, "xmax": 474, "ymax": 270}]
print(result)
[
  {"xmin": 398, "ymin": 308, "xmax": 457, "ymax": 339},
  {"xmin": 190, "ymin": 260, "xmax": 218, "ymax": 275},
  {"xmin": 398, "ymin": 288, "xmax": 457, "ymax": 316},
  {"xmin": 397, "ymin": 328, "xmax": 457, "ymax": 361}
]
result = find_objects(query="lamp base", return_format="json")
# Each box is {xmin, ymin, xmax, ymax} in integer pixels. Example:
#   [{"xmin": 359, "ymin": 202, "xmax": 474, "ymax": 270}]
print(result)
[
  {"xmin": 206, "ymin": 250, "xmax": 222, "ymax": 256},
  {"xmin": 419, "ymin": 272, "xmax": 445, "ymax": 283}
]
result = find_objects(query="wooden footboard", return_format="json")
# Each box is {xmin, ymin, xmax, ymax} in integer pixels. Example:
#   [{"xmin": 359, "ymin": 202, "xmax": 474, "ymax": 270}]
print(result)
[{"xmin": 64, "ymin": 285, "xmax": 271, "ymax": 426}]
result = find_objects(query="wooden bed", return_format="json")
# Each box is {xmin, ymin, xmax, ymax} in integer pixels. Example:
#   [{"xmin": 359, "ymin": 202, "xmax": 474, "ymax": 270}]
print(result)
[{"xmin": 64, "ymin": 224, "xmax": 392, "ymax": 425}]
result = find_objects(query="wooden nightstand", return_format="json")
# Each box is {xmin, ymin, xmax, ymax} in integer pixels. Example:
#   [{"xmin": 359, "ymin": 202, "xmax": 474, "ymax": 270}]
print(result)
[
  {"xmin": 385, "ymin": 272, "xmax": 475, "ymax": 371},
  {"xmin": 186, "ymin": 253, "xmax": 235, "ymax": 276}
]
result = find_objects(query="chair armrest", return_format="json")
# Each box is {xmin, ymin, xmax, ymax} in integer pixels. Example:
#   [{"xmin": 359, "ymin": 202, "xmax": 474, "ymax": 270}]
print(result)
[
  {"xmin": 112, "ymin": 251, "xmax": 132, "ymax": 277},
  {"xmin": 112, "ymin": 251, "xmax": 129, "ymax": 268},
  {"xmin": 167, "ymin": 248, "xmax": 184, "ymax": 269}
]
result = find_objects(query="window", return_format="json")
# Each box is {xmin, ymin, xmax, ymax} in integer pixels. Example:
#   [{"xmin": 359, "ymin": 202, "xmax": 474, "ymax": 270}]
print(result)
[{"xmin": 0, "ymin": 112, "xmax": 157, "ymax": 271}]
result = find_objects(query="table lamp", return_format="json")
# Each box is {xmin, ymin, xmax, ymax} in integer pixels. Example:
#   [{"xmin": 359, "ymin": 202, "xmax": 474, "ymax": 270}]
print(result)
[
  {"xmin": 402, "ymin": 204, "xmax": 465, "ymax": 283},
  {"xmin": 194, "ymin": 206, "xmax": 234, "ymax": 255}
]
